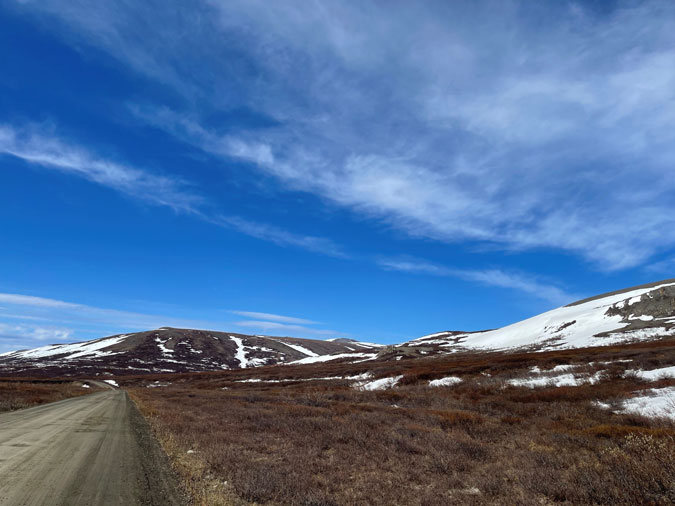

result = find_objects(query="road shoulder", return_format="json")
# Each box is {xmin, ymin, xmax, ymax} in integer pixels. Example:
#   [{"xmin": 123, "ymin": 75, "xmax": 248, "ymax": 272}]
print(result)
[{"xmin": 127, "ymin": 392, "xmax": 188, "ymax": 506}]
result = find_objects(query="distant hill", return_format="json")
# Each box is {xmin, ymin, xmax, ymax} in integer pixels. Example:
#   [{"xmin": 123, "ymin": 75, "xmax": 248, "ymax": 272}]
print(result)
[
  {"xmin": 3, "ymin": 279, "xmax": 675, "ymax": 376},
  {"xmin": 0, "ymin": 327, "xmax": 381, "ymax": 376}
]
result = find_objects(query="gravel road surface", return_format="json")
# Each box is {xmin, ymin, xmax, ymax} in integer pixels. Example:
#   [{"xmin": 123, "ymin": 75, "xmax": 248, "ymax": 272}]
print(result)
[{"xmin": 0, "ymin": 385, "xmax": 183, "ymax": 506}]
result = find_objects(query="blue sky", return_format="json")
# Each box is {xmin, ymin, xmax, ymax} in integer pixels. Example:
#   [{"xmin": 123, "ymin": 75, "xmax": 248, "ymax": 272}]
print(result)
[{"xmin": 1, "ymin": 0, "xmax": 675, "ymax": 352}]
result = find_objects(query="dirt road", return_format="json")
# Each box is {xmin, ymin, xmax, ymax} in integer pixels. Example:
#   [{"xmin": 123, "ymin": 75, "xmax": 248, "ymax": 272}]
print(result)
[{"xmin": 0, "ymin": 386, "xmax": 183, "ymax": 506}]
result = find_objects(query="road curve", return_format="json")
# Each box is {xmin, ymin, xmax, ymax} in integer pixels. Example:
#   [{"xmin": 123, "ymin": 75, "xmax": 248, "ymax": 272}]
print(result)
[{"xmin": 0, "ymin": 387, "xmax": 183, "ymax": 506}]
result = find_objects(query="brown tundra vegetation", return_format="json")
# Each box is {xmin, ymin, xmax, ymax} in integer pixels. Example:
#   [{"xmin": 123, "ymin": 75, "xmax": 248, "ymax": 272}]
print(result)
[
  {"xmin": 126, "ymin": 338, "xmax": 675, "ymax": 506},
  {"xmin": 0, "ymin": 378, "xmax": 96, "ymax": 412}
]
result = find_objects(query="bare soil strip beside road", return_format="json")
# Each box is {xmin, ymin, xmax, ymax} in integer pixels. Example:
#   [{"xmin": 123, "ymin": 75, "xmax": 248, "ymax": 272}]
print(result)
[{"xmin": 0, "ymin": 387, "xmax": 184, "ymax": 506}]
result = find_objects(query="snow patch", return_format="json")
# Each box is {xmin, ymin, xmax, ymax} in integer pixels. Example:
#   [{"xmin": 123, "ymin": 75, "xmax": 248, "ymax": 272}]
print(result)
[
  {"xmin": 632, "ymin": 314, "xmax": 655, "ymax": 321},
  {"xmin": 234, "ymin": 372, "xmax": 373, "ymax": 384},
  {"xmin": 429, "ymin": 376, "xmax": 462, "ymax": 387},
  {"xmin": 409, "ymin": 338, "xmax": 466, "ymax": 346},
  {"xmin": 290, "ymin": 352, "xmax": 377, "ymax": 365},
  {"xmin": 177, "ymin": 341, "xmax": 203, "ymax": 354},
  {"xmin": 5, "ymin": 334, "xmax": 130, "ymax": 360},
  {"xmin": 351, "ymin": 341, "xmax": 385, "ymax": 348},
  {"xmin": 508, "ymin": 374, "xmax": 583, "ymax": 388},
  {"xmin": 551, "ymin": 364, "xmax": 577, "ymax": 372},
  {"xmin": 413, "ymin": 331, "xmax": 452, "ymax": 341},
  {"xmin": 628, "ymin": 366, "xmax": 675, "ymax": 381},
  {"xmin": 147, "ymin": 380, "xmax": 171, "ymax": 388},
  {"xmin": 279, "ymin": 341, "xmax": 319, "ymax": 357},
  {"xmin": 620, "ymin": 387, "xmax": 675, "ymax": 420},
  {"xmin": 508, "ymin": 369, "xmax": 604, "ymax": 388},
  {"xmin": 356, "ymin": 375, "xmax": 403, "ymax": 391},
  {"xmin": 229, "ymin": 336, "xmax": 267, "ymax": 368},
  {"xmin": 155, "ymin": 337, "xmax": 174, "ymax": 355},
  {"xmin": 627, "ymin": 295, "xmax": 643, "ymax": 306}
]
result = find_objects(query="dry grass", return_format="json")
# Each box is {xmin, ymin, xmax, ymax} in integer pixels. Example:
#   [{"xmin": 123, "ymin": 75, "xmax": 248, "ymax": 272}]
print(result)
[
  {"xmin": 0, "ymin": 378, "xmax": 97, "ymax": 412},
  {"xmin": 128, "ymin": 339, "xmax": 675, "ymax": 505}
]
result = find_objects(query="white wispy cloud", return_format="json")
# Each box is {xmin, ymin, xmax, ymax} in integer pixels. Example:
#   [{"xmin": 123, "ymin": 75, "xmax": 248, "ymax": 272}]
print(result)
[
  {"xmin": 11, "ymin": 1, "xmax": 675, "ymax": 271},
  {"xmin": 0, "ymin": 321, "xmax": 76, "ymax": 354},
  {"xmin": 0, "ymin": 123, "xmax": 345, "ymax": 257},
  {"xmin": 0, "ymin": 292, "xmax": 216, "ymax": 331},
  {"xmin": 229, "ymin": 310, "xmax": 344, "ymax": 339},
  {"xmin": 377, "ymin": 259, "xmax": 455, "ymax": 277},
  {"xmin": 0, "ymin": 293, "xmax": 82, "ymax": 309},
  {"xmin": 211, "ymin": 216, "xmax": 348, "ymax": 258},
  {"xmin": 644, "ymin": 257, "xmax": 675, "ymax": 275},
  {"xmin": 0, "ymin": 124, "xmax": 201, "ymax": 213},
  {"xmin": 48, "ymin": 0, "xmax": 675, "ymax": 270},
  {"xmin": 229, "ymin": 311, "xmax": 319, "ymax": 325},
  {"xmin": 233, "ymin": 320, "xmax": 342, "ymax": 338},
  {"xmin": 0, "ymin": 322, "xmax": 73, "ymax": 342},
  {"xmin": 378, "ymin": 257, "xmax": 577, "ymax": 307}
]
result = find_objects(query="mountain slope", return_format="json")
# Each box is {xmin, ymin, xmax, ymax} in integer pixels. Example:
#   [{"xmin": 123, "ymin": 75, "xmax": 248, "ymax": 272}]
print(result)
[
  {"xmin": 0, "ymin": 328, "xmax": 381, "ymax": 376},
  {"xmin": 3, "ymin": 279, "xmax": 675, "ymax": 376},
  {"xmin": 405, "ymin": 279, "xmax": 675, "ymax": 352}
]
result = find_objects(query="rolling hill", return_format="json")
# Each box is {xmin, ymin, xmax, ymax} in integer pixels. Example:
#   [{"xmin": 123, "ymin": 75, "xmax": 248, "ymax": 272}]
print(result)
[
  {"xmin": 404, "ymin": 278, "xmax": 675, "ymax": 352},
  {"xmin": 2, "ymin": 279, "xmax": 675, "ymax": 376},
  {"xmin": 0, "ymin": 327, "xmax": 381, "ymax": 376}
]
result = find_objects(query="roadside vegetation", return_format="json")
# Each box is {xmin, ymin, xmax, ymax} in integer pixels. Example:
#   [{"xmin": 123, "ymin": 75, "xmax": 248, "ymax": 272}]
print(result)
[
  {"xmin": 0, "ymin": 378, "xmax": 98, "ymax": 412},
  {"xmin": 128, "ymin": 338, "xmax": 675, "ymax": 505}
]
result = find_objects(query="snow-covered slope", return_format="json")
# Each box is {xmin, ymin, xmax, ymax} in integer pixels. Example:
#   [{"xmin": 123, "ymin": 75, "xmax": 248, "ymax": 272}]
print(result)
[
  {"xmin": 0, "ymin": 327, "xmax": 381, "ymax": 376},
  {"xmin": 406, "ymin": 279, "xmax": 675, "ymax": 352},
  {"xmin": 4, "ymin": 334, "xmax": 131, "ymax": 361}
]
